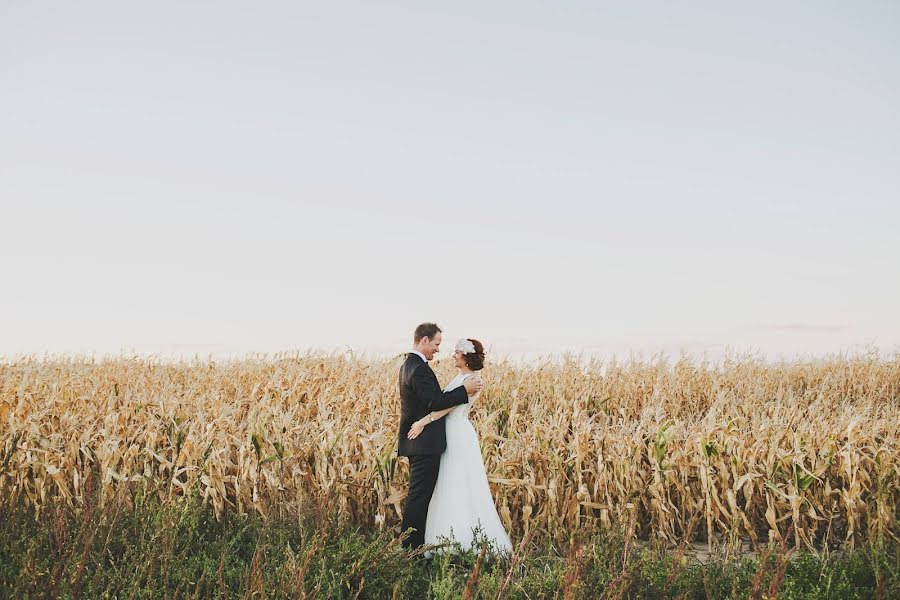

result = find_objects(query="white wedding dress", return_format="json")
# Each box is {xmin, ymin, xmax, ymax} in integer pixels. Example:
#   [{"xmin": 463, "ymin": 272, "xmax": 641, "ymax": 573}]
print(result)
[{"xmin": 424, "ymin": 373, "xmax": 513, "ymax": 554}]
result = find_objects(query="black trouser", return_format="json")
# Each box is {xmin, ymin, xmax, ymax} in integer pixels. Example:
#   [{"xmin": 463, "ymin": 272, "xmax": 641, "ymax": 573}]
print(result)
[{"xmin": 400, "ymin": 454, "xmax": 441, "ymax": 549}]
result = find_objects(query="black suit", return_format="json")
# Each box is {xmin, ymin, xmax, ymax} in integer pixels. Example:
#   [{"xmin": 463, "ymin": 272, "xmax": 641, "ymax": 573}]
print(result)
[{"xmin": 397, "ymin": 353, "xmax": 469, "ymax": 549}]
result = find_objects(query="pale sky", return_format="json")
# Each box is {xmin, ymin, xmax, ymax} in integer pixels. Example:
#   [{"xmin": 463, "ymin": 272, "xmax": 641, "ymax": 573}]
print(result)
[{"xmin": 2, "ymin": 1, "xmax": 899, "ymax": 361}]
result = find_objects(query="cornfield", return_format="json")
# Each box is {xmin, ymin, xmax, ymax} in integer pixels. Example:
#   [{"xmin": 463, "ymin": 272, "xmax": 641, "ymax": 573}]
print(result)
[{"xmin": 1, "ymin": 352, "xmax": 898, "ymax": 551}]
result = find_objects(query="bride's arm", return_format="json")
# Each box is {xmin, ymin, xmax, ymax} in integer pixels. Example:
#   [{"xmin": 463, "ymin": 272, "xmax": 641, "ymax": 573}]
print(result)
[
  {"xmin": 407, "ymin": 406, "xmax": 454, "ymax": 440},
  {"xmin": 408, "ymin": 379, "xmax": 479, "ymax": 440},
  {"xmin": 426, "ymin": 406, "xmax": 455, "ymax": 424}
]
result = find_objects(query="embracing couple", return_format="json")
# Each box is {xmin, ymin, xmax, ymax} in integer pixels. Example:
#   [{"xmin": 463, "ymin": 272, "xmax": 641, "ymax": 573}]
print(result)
[{"xmin": 397, "ymin": 322, "xmax": 512, "ymax": 555}]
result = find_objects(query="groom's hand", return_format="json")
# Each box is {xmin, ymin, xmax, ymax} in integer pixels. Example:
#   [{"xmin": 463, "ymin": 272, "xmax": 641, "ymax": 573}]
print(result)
[{"xmin": 463, "ymin": 376, "xmax": 483, "ymax": 396}]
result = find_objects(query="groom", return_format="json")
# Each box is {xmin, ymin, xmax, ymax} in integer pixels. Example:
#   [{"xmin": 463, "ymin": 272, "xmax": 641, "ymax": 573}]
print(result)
[{"xmin": 398, "ymin": 322, "xmax": 482, "ymax": 549}]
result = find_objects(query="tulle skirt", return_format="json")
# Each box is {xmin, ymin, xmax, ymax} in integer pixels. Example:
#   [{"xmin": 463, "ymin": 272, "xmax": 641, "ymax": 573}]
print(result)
[{"xmin": 424, "ymin": 416, "xmax": 512, "ymax": 554}]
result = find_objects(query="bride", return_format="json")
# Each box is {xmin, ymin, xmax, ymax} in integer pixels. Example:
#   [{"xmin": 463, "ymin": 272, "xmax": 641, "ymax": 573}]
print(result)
[{"xmin": 407, "ymin": 338, "xmax": 513, "ymax": 554}]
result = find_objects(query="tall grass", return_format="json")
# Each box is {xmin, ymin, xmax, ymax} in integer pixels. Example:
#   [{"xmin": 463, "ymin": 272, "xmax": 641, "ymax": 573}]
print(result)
[
  {"xmin": 1, "ymin": 351, "xmax": 898, "ymax": 551},
  {"xmin": 4, "ymin": 491, "xmax": 896, "ymax": 599}
]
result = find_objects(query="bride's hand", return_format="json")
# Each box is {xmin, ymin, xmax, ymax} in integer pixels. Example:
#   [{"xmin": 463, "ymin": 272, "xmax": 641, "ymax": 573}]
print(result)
[{"xmin": 407, "ymin": 419, "xmax": 427, "ymax": 440}]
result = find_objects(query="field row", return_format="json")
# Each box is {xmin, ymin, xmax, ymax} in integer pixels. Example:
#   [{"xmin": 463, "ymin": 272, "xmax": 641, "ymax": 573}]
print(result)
[{"xmin": 1, "ymin": 353, "xmax": 898, "ymax": 549}]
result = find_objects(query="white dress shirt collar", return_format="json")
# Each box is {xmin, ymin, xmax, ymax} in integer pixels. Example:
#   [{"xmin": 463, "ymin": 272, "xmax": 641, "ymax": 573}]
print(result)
[{"xmin": 410, "ymin": 350, "xmax": 428, "ymax": 363}]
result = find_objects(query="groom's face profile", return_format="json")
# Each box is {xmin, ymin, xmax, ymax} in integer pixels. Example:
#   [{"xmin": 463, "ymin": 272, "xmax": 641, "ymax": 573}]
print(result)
[{"xmin": 420, "ymin": 332, "xmax": 442, "ymax": 361}]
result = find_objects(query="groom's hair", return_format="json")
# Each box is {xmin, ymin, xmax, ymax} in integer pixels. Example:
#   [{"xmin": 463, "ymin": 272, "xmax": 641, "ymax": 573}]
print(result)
[{"xmin": 413, "ymin": 322, "xmax": 441, "ymax": 343}]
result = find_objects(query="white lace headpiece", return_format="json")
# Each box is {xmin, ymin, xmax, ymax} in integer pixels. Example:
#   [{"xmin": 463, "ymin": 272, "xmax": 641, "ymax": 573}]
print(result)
[{"xmin": 455, "ymin": 338, "xmax": 476, "ymax": 354}]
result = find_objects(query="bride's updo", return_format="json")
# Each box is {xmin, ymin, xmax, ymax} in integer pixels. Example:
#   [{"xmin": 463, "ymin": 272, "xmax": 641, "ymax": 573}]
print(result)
[{"xmin": 462, "ymin": 338, "xmax": 485, "ymax": 371}]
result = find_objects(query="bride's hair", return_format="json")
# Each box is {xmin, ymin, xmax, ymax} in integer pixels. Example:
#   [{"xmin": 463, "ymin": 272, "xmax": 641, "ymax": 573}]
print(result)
[{"xmin": 463, "ymin": 339, "xmax": 485, "ymax": 371}]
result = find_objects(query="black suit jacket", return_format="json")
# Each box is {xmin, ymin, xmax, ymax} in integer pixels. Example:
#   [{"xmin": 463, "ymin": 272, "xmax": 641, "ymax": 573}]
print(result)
[{"xmin": 397, "ymin": 353, "xmax": 469, "ymax": 456}]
